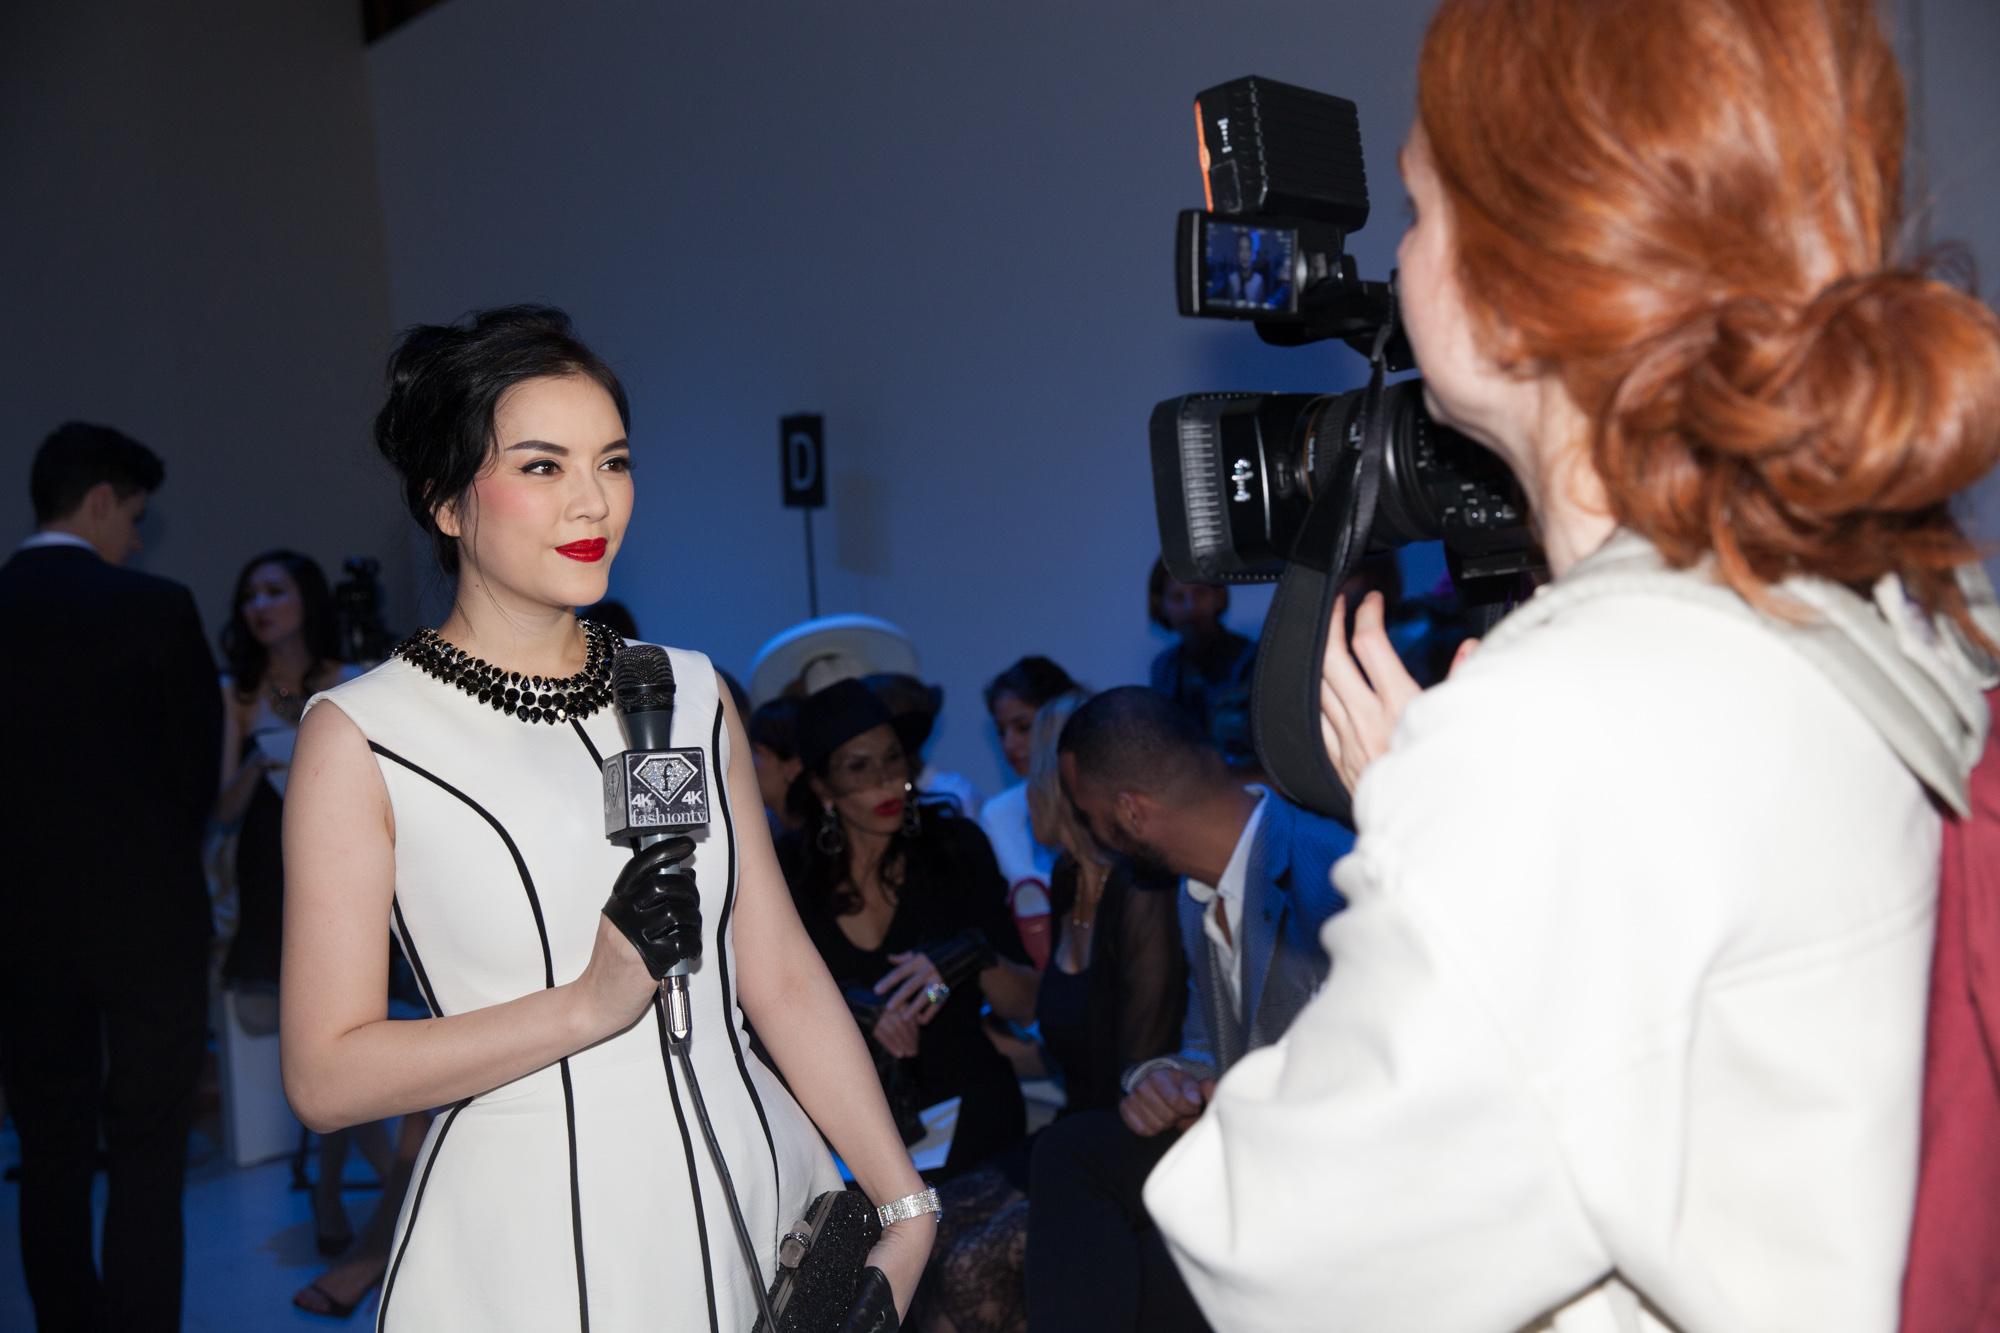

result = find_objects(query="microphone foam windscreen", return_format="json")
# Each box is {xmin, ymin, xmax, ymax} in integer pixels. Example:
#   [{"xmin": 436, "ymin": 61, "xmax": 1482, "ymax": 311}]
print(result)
[{"xmin": 613, "ymin": 644, "xmax": 677, "ymax": 713}]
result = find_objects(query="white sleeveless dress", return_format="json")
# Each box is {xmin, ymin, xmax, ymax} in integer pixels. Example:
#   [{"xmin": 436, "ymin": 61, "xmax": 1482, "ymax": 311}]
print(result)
[{"xmin": 309, "ymin": 645, "xmax": 842, "ymax": 1333}]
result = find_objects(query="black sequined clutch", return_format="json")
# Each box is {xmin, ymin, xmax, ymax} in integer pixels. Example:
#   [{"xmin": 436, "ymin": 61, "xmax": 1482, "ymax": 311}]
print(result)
[{"xmin": 760, "ymin": 1188, "xmax": 890, "ymax": 1333}]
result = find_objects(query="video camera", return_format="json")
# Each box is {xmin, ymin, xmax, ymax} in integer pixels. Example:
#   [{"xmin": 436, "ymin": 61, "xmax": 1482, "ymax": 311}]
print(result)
[
  {"xmin": 334, "ymin": 556, "xmax": 395, "ymax": 664},
  {"xmin": 1151, "ymin": 76, "xmax": 1544, "ymax": 822}
]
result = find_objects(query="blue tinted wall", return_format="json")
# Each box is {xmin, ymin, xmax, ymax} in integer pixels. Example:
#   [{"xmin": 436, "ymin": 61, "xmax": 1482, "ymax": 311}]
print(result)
[{"xmin": 365, "ymin": 0, "xmax": 1430, "ymax": 796}]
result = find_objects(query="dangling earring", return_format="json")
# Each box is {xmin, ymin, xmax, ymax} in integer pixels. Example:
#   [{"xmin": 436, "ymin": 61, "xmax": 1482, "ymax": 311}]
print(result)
[
  {"xmin": 817, "ymin": 803, "xmax": 847, "ymax": 856},
  {"xmin": 900, "ymin": 781, "xmax": 923, "ymax": 840}
]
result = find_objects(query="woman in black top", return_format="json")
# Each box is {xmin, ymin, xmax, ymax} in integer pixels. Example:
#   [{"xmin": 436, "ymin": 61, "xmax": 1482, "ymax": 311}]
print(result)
[
  {"xmin": 780, "ymin": 678, "xmax": 1038, "ymax": 1178},
  {"xmin": 1037, "ymin": 855, "xmax": 1186, "ymax": 1113}
]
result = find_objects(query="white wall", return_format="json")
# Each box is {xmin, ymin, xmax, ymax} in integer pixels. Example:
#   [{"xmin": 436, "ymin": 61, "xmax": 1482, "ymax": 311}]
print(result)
[
  {"xmin": 366, "ymin": 0, "xmax": 1425, "ymax": 796},
  {"xmin": 0, "ymin": 0, "xmax": 412, "ymax": 647}
]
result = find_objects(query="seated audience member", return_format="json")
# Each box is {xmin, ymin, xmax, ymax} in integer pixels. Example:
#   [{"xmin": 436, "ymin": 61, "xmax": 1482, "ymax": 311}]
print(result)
[
  {"xmin": 0, "ymin": 423, "xmax": 221, "ymax": 1331},
  {"xmin": 1147, "ymin": 559, "xmax": 1258, "ymax": 772},
  {"xmin": 1030, "ymin": 694, "xmax": 1189, "ymax": 1116},
  {"xmin": 1144, "ymin": 3, "xmax": 2000, "ymax": 1330},
  {"xmin": 748, "ymin": 612, "xmax": 922, "ymax": 703},
  {"xmin": 749, "ymin": 696, "xmax": 806, "ymax": 837},
  {"xmin": 1025, "ymin": 686, "xmax": 1353, "ymax": 1333},
  {"xmin": 914, "ymin": 690, "xmax": 1189, "ymax": 1333},
  {"xmin": 865, "ymin": 671, "xmax": 981, "ymax": 816},
  {"xmin": 977, "ymin": 656, "xmax": 1080, "ymax": 969},
  {"xmin": 778, "ymin": 679, "xmax": 1039, "ymax": 1177}
]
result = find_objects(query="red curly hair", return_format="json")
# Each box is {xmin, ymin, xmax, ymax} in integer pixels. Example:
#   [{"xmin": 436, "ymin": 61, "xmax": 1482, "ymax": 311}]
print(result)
[{"xmin": 1418, "ymin": 0, "xmax": 2000, "ymax": 628}]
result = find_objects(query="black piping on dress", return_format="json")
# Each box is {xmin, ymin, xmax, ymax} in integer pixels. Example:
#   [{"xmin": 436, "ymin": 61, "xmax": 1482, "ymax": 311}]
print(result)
[
  {"xmin": 375, "ymin": 1098, "xmax": 469, "ymax": 1333},
  {"xmin": 707, "ymin": 700, "xmax": 782, "ymax": 1233},
  {"xmin": 368, "ymin": 742, "xmax": 592, "ymax": 1332}
]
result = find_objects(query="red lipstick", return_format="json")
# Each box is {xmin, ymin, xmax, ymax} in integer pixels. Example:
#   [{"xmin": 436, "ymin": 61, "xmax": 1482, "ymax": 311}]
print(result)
[
  {"xmin": 556, "ymin": 538, "xmax": 607, "ymax": 562},
  {"xmin": 873, "ymin": 798, "xmax": 904, "ymax": 819}
]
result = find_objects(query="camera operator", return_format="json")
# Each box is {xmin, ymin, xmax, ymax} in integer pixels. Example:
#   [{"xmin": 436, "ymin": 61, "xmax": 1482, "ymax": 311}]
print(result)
[{"xmin": 1142, "ymin": 2, "xmax": 2000, "ymax": 1331}]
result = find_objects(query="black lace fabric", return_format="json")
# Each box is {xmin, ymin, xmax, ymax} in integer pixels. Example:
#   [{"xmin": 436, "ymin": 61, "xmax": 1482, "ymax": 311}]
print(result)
[
  {"xmin": 909, "ymin": 1167, "xmax": 1027, "ymax": 1333},
  {"xmin": 908, "ymin": 857, "xmax": 1190, "ymax": 1332},
  {"xmin": 1048, "ymin": 856, "xmax": 1189, "ymax": 1113}
]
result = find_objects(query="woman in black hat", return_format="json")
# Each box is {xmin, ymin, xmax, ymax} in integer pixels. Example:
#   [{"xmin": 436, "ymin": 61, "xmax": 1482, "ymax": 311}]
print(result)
[{"xmin": 780, "ymin": 679, "xmax": 1039, "ymax": 1178}]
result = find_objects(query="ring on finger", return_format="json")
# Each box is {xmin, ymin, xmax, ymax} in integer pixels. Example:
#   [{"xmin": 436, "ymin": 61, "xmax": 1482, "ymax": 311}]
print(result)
[{"xmin": 923, "ymin": 981, "xmax": 950, "ymax": 1006}]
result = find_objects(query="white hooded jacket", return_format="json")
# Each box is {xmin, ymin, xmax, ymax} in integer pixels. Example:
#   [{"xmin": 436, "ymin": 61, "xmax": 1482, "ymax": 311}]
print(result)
[{"xmin": 1145, "ymin": 531, "xmax": 1999, "ymax": 1333}]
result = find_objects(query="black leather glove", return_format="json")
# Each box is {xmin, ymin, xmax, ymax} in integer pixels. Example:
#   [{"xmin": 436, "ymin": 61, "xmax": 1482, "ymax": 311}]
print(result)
[
  {"xmin": 838, "ymin": 1266, "xmax": 899, "ymax": 1333},
  {"xmin": 602, "ymin": 836, "xmax": 702, "ymax": 980}
]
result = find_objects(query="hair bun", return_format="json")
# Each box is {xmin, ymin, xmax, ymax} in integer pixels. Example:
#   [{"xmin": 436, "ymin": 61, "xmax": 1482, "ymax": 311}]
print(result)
[
  {"xmin": 1671, "ymin": 267, "xmax": 2000, "ymax": 565},
  {"xmin": 1647, "ymin": 265, "xmax": 2000, "ymax": 595}
]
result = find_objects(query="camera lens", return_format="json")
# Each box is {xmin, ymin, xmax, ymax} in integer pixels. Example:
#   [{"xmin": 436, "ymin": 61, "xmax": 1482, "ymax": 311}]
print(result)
[{"xmin": 1151, "ymin": 381, "xmax": 1530, "ymax": 585}]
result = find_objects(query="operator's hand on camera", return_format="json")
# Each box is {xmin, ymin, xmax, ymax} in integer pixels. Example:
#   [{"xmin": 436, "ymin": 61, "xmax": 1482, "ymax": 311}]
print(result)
[
  {"xmin": 1120, "ymin": 1067, "xmax": 1212, "ymax": 1137},
  {"xmin": 1320, "ymin": 591, "xmax": 1478, "ymax": 794}
]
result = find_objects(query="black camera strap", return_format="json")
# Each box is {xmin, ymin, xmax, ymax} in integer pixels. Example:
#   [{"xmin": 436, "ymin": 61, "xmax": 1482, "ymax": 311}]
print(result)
[{"xmin": 1249, "ymin": 320, "xmax": 1397, "ymax": 823}]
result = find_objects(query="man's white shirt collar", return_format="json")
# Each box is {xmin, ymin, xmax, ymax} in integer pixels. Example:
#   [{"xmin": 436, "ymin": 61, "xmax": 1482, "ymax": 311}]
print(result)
[
  {"xmin": 1185, "ymin": 785, "xmax": 1271, "ymax": 1018},
  {"xmin": 17, "ymin": 531, "xmax": 97, "ymax": 554}
]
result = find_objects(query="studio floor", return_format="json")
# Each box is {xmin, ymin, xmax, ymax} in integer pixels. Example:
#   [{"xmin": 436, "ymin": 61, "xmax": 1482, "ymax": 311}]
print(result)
[{"xmin": 0, "ymin": 1121, "xmax": 390, "ymax": 1331}]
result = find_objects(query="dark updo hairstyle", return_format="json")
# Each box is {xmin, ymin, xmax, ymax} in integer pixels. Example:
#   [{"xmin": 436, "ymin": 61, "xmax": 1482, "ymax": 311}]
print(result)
[
  {"xmin": 374, "ymin": 305, "xmax": 630, "ymax": 576},
  {"xmin": 982, "ymin": 655, "xmax": 1078, "ymax": 715},
  {"xmin": 220, "ymin": 549, "xmax": 341, "ymax": 699}
]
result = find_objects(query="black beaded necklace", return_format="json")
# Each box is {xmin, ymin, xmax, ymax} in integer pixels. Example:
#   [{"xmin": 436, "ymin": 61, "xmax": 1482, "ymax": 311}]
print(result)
[{"xmin": 393, "ymin": 619, "xmax": 620, "ymax": 725}]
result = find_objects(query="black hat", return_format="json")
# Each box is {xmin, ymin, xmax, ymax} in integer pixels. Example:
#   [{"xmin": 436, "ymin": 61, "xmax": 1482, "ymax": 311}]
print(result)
[
  {"xmin": 861, "ymin": 672, "xmax": 944, "ymax": 755},
  {"xmin": 793, "ymin": 678, "xmax": 900, "ymax": 772}
]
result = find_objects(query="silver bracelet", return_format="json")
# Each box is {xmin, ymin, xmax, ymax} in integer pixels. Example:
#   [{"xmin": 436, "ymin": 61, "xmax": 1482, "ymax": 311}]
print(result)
[{"xmin": 876, "ymin": 1187, "xmax": 942, "ymax": 1228}]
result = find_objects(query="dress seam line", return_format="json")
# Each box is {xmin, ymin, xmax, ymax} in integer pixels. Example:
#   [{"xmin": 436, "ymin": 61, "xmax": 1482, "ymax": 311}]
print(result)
[
  {"xmin": 375, "ymin": 1097, "xmax": 469, "ymax": 1332},
  {"xmin": 367, "ymin": 741, "xmax": 558, "ymax": 990},
  {"xmin": 710, "ymin": 700, "xmax": 782, "ymax": 1231},
  {"xmin": 570, "ymin": 717, "xmax": 604, "ymax": 769},
  {"xmin": 559, "ymin": 1058, "xmax": 591, "ymax": 1331},
  {"xmin": 390, "ymin": 897, "xmax": 444, "ymax": 1018}
]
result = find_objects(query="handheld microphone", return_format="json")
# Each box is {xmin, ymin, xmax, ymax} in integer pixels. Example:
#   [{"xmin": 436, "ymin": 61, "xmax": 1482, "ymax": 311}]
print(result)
[{"xmin": 603, "ymin": 645, "xmax": 710, "ymax": 1043}]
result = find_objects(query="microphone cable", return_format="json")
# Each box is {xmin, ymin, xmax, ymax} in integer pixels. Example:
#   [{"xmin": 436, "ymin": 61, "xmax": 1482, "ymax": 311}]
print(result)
[{"xmin": 662, "ymin": 984, "xmax": 785, "ymax": 1333}]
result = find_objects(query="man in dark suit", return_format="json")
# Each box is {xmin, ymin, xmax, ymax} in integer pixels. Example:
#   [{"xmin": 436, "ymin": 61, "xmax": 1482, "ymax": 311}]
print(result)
[
  {"xmin": 1026, "ymin": 686, "xmax": 1353, "ymax": 1333},
  {"xmin": 0, "ymin": 423, "xmax": 221, "ymax": 1332}
]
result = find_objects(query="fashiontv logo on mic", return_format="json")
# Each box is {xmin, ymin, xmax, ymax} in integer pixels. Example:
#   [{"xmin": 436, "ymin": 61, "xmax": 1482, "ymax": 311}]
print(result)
[{"xmin": 603, "ymin": 747, "xmax": 712, "ymax": 837}]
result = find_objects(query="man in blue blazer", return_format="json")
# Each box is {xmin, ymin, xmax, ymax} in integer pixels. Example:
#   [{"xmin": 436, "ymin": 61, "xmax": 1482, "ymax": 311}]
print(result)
[{"xmin": 1026, "ymin": 686, "xmax": 1353, "ymax": 1333}]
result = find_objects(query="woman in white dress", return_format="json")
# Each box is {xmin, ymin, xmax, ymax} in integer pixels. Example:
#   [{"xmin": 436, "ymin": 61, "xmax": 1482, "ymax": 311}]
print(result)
[{"xmin": 281, "ymin": 305, "xmax": 934, "ymax": 1332}]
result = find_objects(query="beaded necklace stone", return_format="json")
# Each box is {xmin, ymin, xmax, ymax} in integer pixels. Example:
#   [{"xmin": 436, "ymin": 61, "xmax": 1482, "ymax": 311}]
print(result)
[{"xmin": 393, "ymin": 619, "xmax": 619, "ymax": 725}]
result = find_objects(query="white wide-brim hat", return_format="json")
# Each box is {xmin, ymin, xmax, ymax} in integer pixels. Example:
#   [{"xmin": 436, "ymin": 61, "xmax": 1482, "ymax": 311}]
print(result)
[{"xmin": 747, "ymin": 614, "xmax": 920, "ymax": 708}]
